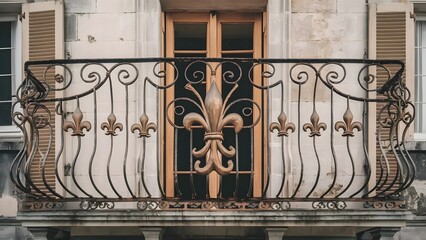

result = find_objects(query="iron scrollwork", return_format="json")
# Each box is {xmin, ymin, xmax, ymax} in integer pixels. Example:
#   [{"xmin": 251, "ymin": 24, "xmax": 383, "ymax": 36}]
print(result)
[{"xmin": 11, "ymin": 57, "xmax": 415, "ymax": 212}]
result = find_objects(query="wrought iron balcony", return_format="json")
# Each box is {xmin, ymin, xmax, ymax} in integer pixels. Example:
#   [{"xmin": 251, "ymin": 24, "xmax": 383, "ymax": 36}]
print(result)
[{"xmin": 10, "ymin": 58, "xmax": 415, "ymax": 211}]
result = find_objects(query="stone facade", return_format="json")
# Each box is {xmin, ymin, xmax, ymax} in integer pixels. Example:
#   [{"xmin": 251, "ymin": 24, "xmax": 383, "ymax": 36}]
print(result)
[{"xmin": 0, "ymin": 0, "xmax": 425, "ymax": 239}]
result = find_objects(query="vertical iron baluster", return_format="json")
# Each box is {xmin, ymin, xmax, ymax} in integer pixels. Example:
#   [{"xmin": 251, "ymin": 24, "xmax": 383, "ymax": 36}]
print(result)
[
  {"xmin": 275, "ymin": 81, "xmax": 287, "ymax": 198},
  {"xmin": 10, "ymin": 106, "xmax": 34, "ymax": 194},
  {"xmin": 72, "ymin": 135, "xmax": 93, "ymax": 197},
  {"xmin": 321, "ymin": 88, "xmax": 337, "ymax": 198},
  {"xmin": 68, "ymin": 98, "xmax": 92, "ymax": 197},
  {"xmin": 353, "ymin": 100, "xmax": 371, "ymax": 198},
  {"xmin": 276, "ymin": 137, "xmax": 286, "ymax": 198},
  {"xmin": 374, "ymin": 124, "xmax": 391, "ymax": 195},
  {"xmin": 174, "ymin": 128, "xmax": 182, "ymax": 198},
  {"xmin": 305, "ymin": 77, "xmax": 321, "ymax": 198},
  {"xmin": 206, "ymin": 172, "xmax": 210, "ymax": 199},
  {"xmin": 232, "ymin": 133, "xmax": 239, "ymax": 199},
  {"xmin": 336, "ymin": 98, "xmax": 356, "ymax": 198},
  {"xmin": 246, "ymin": 128, "xmax": 254, "ymax": 199},
  {"xmin": 88, "ymin": 89, "xmax": 107, "ymax": 198},
  {"xmin": 291, "ymin": 83, "xmax": 304, "ymax": 198},
  {"xmin": 41, "ymin": 122, "xmax": 62, "ymax": 198},
  {"xmin": 398, "ymin": 106, "xmax": 416, "ymax": 191},
  {"xmin": 104, "ymin": 72, "xmax": 122, "ymax": 198},
  {"xmin": 149, "ymin": 75, "xmax": 165, "ymax": 198},
  {"xmin": 379, "ymin": 121, "xmax": 403, "ymax": 196},
  {"xmin": 262, "ymin": 84, "xmax": 271, "ymax": 198},
  {"xmin": 218, "ymin": 175, "xmax": 222, "ymax": 199},
  {"xmin": 123, "ymin": 85, "xmax": 136, "ymax": 198},
  {"xmin": 9, "ymin": 142, "xmax": 29, "ymax": 193},
  {"xmin": 388, "ymin": 113, "xmax": 413, "ymax": 196},
  {"xmin": 140, "ymin": 137, "xmax": 151, "ymax": 197},
  {"xmin": 106, "ymin": 133, "xmax": 122, "ymax": 198},
  {"xmin": 189, "ymin": 130, "xmax": 196, "ymax": 199},
  {"xmin": 366, "ymin": 129, "xmax": 385, "ymax": 197},
  {"xmin": 336, "ymin": 135, "xmax": 356, "ymax": 198},
  {"xmin": 25, "ymin": 120, "xmax": 48, "ymax": 197}
]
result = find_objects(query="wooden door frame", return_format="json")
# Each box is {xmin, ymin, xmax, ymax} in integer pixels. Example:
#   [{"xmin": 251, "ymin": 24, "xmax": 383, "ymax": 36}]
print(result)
[{"xmin": 163, "ymin": 12, "xmax": 264, "ymax": 198}]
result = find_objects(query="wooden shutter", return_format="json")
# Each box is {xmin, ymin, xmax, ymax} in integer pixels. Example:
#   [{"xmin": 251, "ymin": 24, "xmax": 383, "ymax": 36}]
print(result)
[
  {"xmin": 22, "ymin": 0, "xmax": 64, "ymax": 196},
  {"xmin": 368, "ymin": 3, "xmax": 414, "ymax": 195}
]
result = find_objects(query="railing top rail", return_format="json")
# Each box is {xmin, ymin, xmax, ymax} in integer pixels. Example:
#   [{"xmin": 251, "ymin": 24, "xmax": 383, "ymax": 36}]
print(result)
[{"xmin": 24, "ymin": 57, "xmax": 404, "ymax": 69}]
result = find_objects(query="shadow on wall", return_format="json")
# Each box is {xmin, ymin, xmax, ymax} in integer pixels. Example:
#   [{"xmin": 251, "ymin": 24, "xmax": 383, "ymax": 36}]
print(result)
[
  {"xmin": 0, "ymin": 147, "xmax": 19, "ymax": 217},
  {"xmin": 0, "ymin": 149, "xmax": 19, "ymax": 197}
]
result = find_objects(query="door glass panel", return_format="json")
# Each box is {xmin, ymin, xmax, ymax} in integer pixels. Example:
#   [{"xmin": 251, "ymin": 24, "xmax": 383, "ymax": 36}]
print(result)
[
  {"xmin": 221, "ymin": 53, "xmax": 254, "ymax": 198},
  {"xmin": 222, "ymin": 23, "xmax": 253, "ymax": 51},
  {"xmin": 173, "ymin": 21, "xmax": 208, "ymax": 199},
  {"xmin": 175, "ymin": 52, "xmax": 207, "ymax": 200},
  {"xmin": 174, "ymin": 23, "xmax": 207, "ymax": 51}
]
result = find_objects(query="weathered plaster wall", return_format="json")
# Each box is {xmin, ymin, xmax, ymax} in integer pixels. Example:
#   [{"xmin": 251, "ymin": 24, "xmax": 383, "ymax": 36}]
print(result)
[
  {"xmin": 291, "ymin": 0, "xmax": 366, "ymax": 59},
  {"xmin": 269, "ymin": 0, "xmax": 369, "ymax": 198}
]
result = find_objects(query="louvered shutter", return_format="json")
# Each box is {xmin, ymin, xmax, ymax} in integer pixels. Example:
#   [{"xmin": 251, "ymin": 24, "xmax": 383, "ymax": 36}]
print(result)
[
  {"xmin": 368, "ymin": 3, "xmax": 414, "ymax": 195},
  {"xmin": 22, "ymin": 0, "xmax": 64, "ymax": 196}
]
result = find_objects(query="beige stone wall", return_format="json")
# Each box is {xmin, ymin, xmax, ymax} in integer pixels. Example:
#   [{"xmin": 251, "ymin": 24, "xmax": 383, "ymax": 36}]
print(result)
[{"xmin": 62, "ymin": 0, "xmax": 162, "ymax": 198}]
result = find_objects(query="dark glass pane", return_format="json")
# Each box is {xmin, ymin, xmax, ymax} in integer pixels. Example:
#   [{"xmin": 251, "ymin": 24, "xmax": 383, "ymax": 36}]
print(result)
[
  {"xmin": 0, "ymin": 102, "xmax": 12, "ymax": 126},
  {"xmin": 174, "ymin": 54, "xmax": 207, "ymax": 199},
  {"xmin": 177, "ymin": 174, "xmax": 207, "ymax": 200},
  {"xmin": 221, "ymin": 53, "xmax": 253, "ymax": 173},
  {"xmin": 0, "ymin": 76, "xmax": 11, "ymax": 101},
  {"xmin": 222, "ymin": 23, "xmax": 253, "ymax": 51},
  {"xmin": 221, "ymin": 174, "xmax": 250, "ymax": 199},
  {"xmin": 0, "ymin": 49, "xmax": 11, "ymax": 74},
  {"xmin": 177, "ymin": 128, "xmax": 206, "ymax": 171},
  {"xmin": 0, "ymin": 22, "xmax": 11, "ymax": 48},
  {"xmin": 175, "ymin": 23, "xmax": 207, "ymax": 51}
]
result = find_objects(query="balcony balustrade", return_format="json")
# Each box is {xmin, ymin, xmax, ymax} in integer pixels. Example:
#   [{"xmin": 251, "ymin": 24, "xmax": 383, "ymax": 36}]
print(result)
[{"xmin": 9, "ymin": 58, "xmax": 415, "ymax": 211}]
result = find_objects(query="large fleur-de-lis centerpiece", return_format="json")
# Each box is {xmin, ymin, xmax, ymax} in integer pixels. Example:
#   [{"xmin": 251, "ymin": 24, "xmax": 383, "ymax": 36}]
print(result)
[{"xmin": 182, "ymin": 74, "xmax": 243, "ymax": 176}]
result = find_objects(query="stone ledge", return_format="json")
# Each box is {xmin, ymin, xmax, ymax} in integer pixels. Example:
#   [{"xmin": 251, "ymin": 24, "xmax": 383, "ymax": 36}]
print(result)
[{"xmin": 18, "ymin": 210, "xmax": 413, "ymax": 228}]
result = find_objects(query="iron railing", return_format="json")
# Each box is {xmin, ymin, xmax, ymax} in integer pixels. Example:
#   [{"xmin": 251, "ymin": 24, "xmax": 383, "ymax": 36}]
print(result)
[{"xmin": 9, "ymin": 58, "xmax": 415, "ymax": 211}]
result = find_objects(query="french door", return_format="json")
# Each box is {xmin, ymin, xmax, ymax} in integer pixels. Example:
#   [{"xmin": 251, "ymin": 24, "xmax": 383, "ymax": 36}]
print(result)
[{"xmin": 164, "ymin": 12, "xmax": 264, "ymax": 199}]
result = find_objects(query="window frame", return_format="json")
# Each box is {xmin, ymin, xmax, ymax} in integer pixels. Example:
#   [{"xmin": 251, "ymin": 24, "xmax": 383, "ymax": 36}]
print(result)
[
  {"xmin": 414, "ymin": 15, "xmax": 426, "ymax": 141},
  {"xmin": 0, "ymin": 14, "xmax": 22, "ymax": 142}
]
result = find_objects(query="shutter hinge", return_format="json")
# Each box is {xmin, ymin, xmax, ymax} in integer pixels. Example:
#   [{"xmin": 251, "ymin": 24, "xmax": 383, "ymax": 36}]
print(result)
[
  {"xmin": 19, "ymin": 12, "xmax": 25, "ymax": 22},
  {"xmin": 410, "ymin": 12, "xmax": 416, "ymax": 21}
]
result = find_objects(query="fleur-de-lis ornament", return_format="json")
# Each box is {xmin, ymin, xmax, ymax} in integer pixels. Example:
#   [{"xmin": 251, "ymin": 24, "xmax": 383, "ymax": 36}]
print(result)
[
  {"xmin": 101, "ymin": 113, "xmax": 123, "ymax": 136},
  {"xmin": 183, "ymin": 80, "xmax": 243, "ymax": 176},
  {"xmin": 303, "ymin": 110, "xmax": 327, "ymax": 137},
  {"xmin": 63, "ymin": 105, "xmax": 92, "ymax": 136},
  {"xmin": 270, "ymin": 112, "xmax": 295, "ymax": 137},
  {"xmin": 131, "ymin": 113, "xmax": 157, "ymax": 138},
  {"xmin": 335, "ymin": 106, "xmax": 362, "ymax": 137}
]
